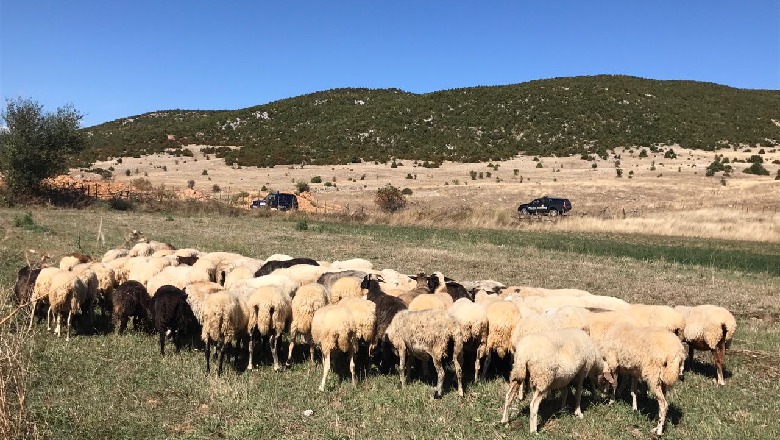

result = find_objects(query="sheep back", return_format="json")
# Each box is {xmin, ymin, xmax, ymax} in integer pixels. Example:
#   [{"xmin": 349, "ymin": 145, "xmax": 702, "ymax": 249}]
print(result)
[
  {"xmin": 311, "ymin": 304, "xmax": 356, "ymax": 354},
  {"xmin": 291, "ymin": 283, "xmax": 329, "ymax": 335}
]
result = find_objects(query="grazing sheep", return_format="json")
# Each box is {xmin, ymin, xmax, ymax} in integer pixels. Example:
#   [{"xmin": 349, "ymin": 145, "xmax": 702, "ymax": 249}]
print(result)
[
  {"xmin": 70, "ymin": 264, "xmax": 99, "ymax": 326},
  {"xmin": 408, "ymin": 293, "xmax": 449, "ymax": 311},
  {"xmin": 126, "ymin": 256, "xmax": 178, "ymax": 289},
  {"xmin": 246, "ymin": 285, "xmax": 292, "ymax": 371},
  {"xmin": 483, "ymin": 300, "xmax": 521, "ymax": 375},
  {"xmin": 101, "ymin": 248, "xmax": 129, "ymax": 263},
  {"xmin": 599, "ymin": 324, "xmax": 686, "ymax": 435},
  {"xmin": 500, "ymin": 285, "xmax": 592, "ymax": 298},
  {"xmin": 501, "ymin": 329, "xmax": 611, "ymax": 433},
  {"xmin": 428, "ymin": 272, "xmax": 471, "ymax": 302},
  {"xmin": 111, "ymin": 280, "xmax": 151, "ymax": 333},
  {"xmin": 311, "ymin": 304, "xmax": 359, "ymax": 391},
  {"xmin": 270, "ymin": 264, "xmax": 329, "ymax": 287},
  {"xmin": 41, "ymin": 269, "xmax": 89, "ymax": 340},
  {"xmin": 625, "ymin": 304, "xmax": 685, "ymax": 339},
  {"xmin": 151, "ymin": 285, "xmax": 199, "ymax": 356},
  {"xmin": 397, "ymin": 273, "xmax": 431, "ymax": 306},
  {"xmin": 328, "ymin": 276, "xmax": 363, "ymax": 304},
  {"xmin": 523, "ymin": 294, "xmax": 629, "ymax": 313},
  {"xmin": 674, "ymin": 305, "xmax": 737, "ymax": 386},
  {"xmin": 338, "ymin": 297, "xmax": 377, "ymax": 357},
  {"xmin": 230, "ymin": 274, "xmax": 300, "ymax": 299},
  {"xmin": 255, "ymin": 257, "xmax": 319, "ymax": 277},
  {"xmin": 106, "ymin": 256, "xmax": 131, "ymax": 284},
  {"xmin": 330, "ymin": 258, "xmax": 374, "ymax": 272},
  {"xmin": 59, "ymin": 252, "xmax": 92, "ymax": 271},
  {"xmin": 361, "ymin": 275, "xmax": 408, "ymax": 368},
  {"xmin": 460, "ymin": 279, "xmax": 505, "ymax": 296},
  {"xmin": 146, "ymin": 265, "xmax": 212, "ymax": 299},
  {"xmin": 385, "ymin": 309, "xmax": 464, "ymax": 399},
  {"xmin": 449, "ymin": 297, "xmax": 489, "ymax": 381},
  {"xmin": 86, "ymin": 262, "xmax": 117, "ymax": 313},
  {"xmin": 377, "ymin": 269, "xmax": 415, "ymax": 291},
  {"xmin": 585, "ymin": 310, "xmax": 640, "ymax": 341},
  {"xmin": 185, "ymin": 281, "xmax": 226, "ymax": 323},
  {"xmin": 201, "ymin": 291, "xmax": 250, "ymax": 375},
  {"xmin": 14, "ymin": 265, "xmax": 42, "ymax": 306},
  {"xmin": 316, "ymin": 270, "xmax": 367, "ymax": 296},
  {"xmin": 287, "ymin": 283, "xmax": 329, "ymax": 366}
]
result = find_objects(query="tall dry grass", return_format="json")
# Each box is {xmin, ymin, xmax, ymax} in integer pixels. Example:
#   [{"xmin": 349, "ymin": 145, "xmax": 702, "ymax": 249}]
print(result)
[
  {"xmin": 361, "ymin": 206, "xmax": 780, "ymax": 242},
  {"xmin": 0, "ymin": 288, "xmax": 40, "ymax": 440}
]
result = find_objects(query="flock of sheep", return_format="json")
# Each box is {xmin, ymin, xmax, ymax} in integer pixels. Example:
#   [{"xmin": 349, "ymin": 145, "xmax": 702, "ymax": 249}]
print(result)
[{"xmin": 13, "ymin": 236, "xmax": 738, "ymax": 435}]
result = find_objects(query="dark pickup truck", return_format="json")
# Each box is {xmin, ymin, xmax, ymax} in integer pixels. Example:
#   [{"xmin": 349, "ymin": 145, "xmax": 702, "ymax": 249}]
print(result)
[{"xmin": 518, "ymin": 196, "xmax": 571, "ymax": 217}]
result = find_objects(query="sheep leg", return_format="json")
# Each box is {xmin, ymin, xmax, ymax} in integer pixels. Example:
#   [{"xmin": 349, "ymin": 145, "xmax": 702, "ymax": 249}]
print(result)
[
  {"xmin": 714, "ymin": 339, "xmax": 726, "ymax": 386},
  {"xmin": 217, "ymin": 342, "xmax": 228, "ymax": 376},
  {"xmin": 319, "ymin": 350, "xmax": 331, "ymax": 392},
  {"xmin": 54, "ymin": 312, "xmax": 61, "ymax": 338},
  {"xmin": 686, "ymin": 344, "xmax": 695, "ymax": 371},
  {"xmin": 66, "ymin": 310, "xmax": 72, "ymax": 342},
  {"xmin": 118, "ymin": 316, "xmax": 129, "ymax": 334},
  {"xmin": 482, "ymin": 352, "xmax": 492, "ymax": 378},
  {"xmin": 574, "ymin": 376, "xmax": 585, "ymax": 418},
  {"xmin": 560, "ymin": 386, "xmax": 569, "ymax": 412},
  {"xmin": 159, "ymin": 328, "xmax": 166, "ymax": 356},
  {"xmin": 474, "ymin": 343, "xmax": 485, "ymax": 383},
  {"xmin": 271, "ymin": 333, "xmax": 281, "ymax": 371},
  {"xmin": 398, "ymin": 346, "xmax": 407, "ymax": 388},
  {"xmin": 247, "ymin": 331, "xmax": 255, "ymax": 371},
  {"xmin": 46, "ymin": 304, "xmax": 53, "ymax": 331},
  {"xmin": 454, "ymin": 348, "xmax": 464, "ymax": 397},
  {"xmin": 432, "ymin": 356, "xmax": 445, "ymax": 399},
  {"xmin": 501, "ymin": 381, "xmax": 520, "ymax": 424},
  {"xmin": 650, "ymin": 382, "xmax": 668, "ymax": 435},
  {"xmin": 529, "ymin": 389, "xmax": 544, "ymax": 434},
  {"xmin": 349, "ymin": 347, "xmax": 357, "ymax": 388},
  {"xmin": 28, "ymin": 300, "xmax": 38, "ymax": 330},
  {"xmin": 307, "ymin": 334, "xmax": 316, "ymax": 364},
  {"xmin": 204, "ymin": 338, "xmax": 211, "ymax": 374},
  {"xmin": 286, "ymin": 328, "xmax": 297, "ymax": 368},
  {"xmin": 422, "ymin": 358, "xmax": 430, "ymax": 380},
  {"xmin": 630, "ymin": 377, "xmax": 638, "ymax": 411}
]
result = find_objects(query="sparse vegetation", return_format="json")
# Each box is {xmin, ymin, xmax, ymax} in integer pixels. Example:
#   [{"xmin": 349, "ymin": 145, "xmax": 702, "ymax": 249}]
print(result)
[{"xmin": 375, "ymin": 184, "xmax": 407, "ymax": 212}]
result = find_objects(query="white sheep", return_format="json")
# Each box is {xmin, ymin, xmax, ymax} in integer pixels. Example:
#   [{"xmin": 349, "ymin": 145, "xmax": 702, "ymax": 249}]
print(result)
[
  {"xmin": 201, "ymin": 290, "xmax": 250, "ymax": 375},
  {"xmin": 328, "ymin": 276, "xmax": 363, "ymax": 304},
  {"xmin": 32, "ymin": 268, "xmax": 89, "ymax": 340},
  {"xmin": 599, "ymin": 323, "xmax": 686, "ymax": 435},
  {"xmin": 625, "ymin": 304, "xmax": 685, "ymax": 339},
  {"xmin": 407, "ymin": 293, "xmax": 449, "ymax": 311},
  {"xmin": 270, "ymin": 264, "xmax": 329, "ymax": 286},
  {"xmin": 311, "ymin": 304, "xmax": 359, "ymax": 391},
  {"xmin": 183, "ymin": 281, "xmax": 223, "ymax": 323},
  {"xmin": 101, "ymin": 248, "xmax": 129, "ymax": 263},
  {"xmin": 245, "ymin": 285, "xmax": 292, "ymax": 371},
  {"xmin": 146, "ymin": 265, "xmax": 212, "ymax": 299},
  {"xmin": 385, "ymin": 309, "xmax": 464, "ymax": 399},
  {"xmin": 501, "ymin": 328, "xmax": 610, "ymax": 433},
  {"xmin": 483, "ymin": 300, "xmax": 521, "ymax": 375},
  {"xmin": 449, "ymin": 297, "xmax": 489, "ymax": 381},
  {"xmin": 674, "ymin": 304, "xmax": 737, "ymax": 385},
  {"xmin": 338, "ymin": 297, "xmax": 377, "ymax": 355},
  {"xmin": 330, "ymin": 258, "xmax": 373, "ymax": 272},
  {"xmin": 287, "ymin": 283, "xmax": 329, "ymax": 366}
]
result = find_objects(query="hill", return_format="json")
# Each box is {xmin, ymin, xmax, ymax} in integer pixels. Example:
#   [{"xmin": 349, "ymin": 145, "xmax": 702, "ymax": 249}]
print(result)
[{"xmin": 77, "ymin": 75, "xmax": 780, "ymax": 167}]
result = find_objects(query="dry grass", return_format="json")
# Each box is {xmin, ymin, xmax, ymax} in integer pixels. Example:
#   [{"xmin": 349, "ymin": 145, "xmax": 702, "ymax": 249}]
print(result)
[
  {"xmin": 84, "ymin": 145, "xmax": 780, "ymax": 242},
  {"xmin": 0, "ymin": 288, "xmax": 40, "ymax": 440}
]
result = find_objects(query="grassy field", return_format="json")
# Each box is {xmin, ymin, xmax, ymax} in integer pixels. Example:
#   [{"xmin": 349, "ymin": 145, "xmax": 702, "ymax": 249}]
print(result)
[{"xmin": 1, "ymin": 207, "xmax": 779, "ymax": 439}]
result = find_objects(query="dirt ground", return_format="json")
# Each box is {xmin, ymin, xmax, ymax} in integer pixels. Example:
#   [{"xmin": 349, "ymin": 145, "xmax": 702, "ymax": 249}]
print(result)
[{"xmin": 77, "ymin": 145, "xmax": 780, "ymax": 242}]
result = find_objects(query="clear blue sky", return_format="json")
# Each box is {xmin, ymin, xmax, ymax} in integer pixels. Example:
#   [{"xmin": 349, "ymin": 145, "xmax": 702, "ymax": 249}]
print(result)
[{"xmin": 2, "ymin": 1, "xmax": 778, "ymax": 127}]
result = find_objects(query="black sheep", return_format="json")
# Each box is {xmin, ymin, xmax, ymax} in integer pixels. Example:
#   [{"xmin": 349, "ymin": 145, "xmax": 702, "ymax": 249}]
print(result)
[
  {"xmin": 151, "ymin": 285, "xmax": 199, "ymax": 355},
  {"xmin": 361, "ymin": 274, "xmax": 408, "ymax": 373},
  {"xmin": 428, "ymin": 273, "xmax": 472, "ymax": 302},
  {"xmin": 14, "ymin": 265, "xmax": 48, "ymax": 322},
  {"xmin": 255, "ymin": 257, "xmax": 319, "ymax": 277},
  {"xmin": 111, "ymin": 280, "xmax": 151, "ymax": 334}
]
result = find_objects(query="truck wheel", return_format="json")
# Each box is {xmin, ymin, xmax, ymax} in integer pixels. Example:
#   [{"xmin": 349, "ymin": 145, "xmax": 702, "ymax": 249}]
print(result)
[
  {"xmin": 520, "ymin": 208, "xmax": 528, "ymax": 216},
  {"xmin": 548, "ymin": 209, "xmax": 559, "ymax": 217}
]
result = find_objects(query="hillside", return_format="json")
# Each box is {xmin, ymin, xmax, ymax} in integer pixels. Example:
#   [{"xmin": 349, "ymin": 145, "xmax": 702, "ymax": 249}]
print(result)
[{"xmin": 78, "ymin": 75, "xmax": 780, "ymax": 166}]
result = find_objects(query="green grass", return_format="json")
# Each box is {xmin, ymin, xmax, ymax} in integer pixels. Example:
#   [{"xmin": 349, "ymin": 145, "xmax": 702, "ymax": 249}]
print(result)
[{"xmin": 1, "ymin": 207, "xmax": 779, "ymax": 439}]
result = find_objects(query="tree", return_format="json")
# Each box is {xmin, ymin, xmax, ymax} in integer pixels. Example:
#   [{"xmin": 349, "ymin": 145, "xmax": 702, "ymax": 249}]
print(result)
[{"xmin": 0, "ymin": 98, "xmax": 85, "ymax": 197}]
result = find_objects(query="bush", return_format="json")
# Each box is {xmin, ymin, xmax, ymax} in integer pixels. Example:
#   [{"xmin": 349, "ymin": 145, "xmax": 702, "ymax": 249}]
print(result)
[
  {"xmin": 296, "ymin": 181, "xmax": 310, "ymax": 193},
  {"xmin": 125, "ymin": 169, "xmax": 131, "ymax": 176},
  {"xmin": 639, "ymin": 149, "xmax": 648, "ymax": 158},
  {"xmin": 743, "ymin": 162, "xmax": 770, "ymax": 175},
  {"xmin": 405, "ymin": 173, "xmax": 414, "ymax": 179},
  {"xmin": 775, "ymin": 169, "xmax": 780, "ymax": 180},
  {"xmin": 212, "ymin": 184, "xmax": 221, "ymax": 193},
  {"xmin": 131, "ymin": 178, "xmax": 153, "ymax": 191},
  {"xmin": 401, "ymin": 187, "xmax": 413, "ymax": 195},
  {"xmin": 187, "ymin": 180, "xmax": 195, "ymax": 189},
  {"xmin": 375, "ymin": 184, "xmax": 407, "ymax": 212},
  {"xmin": 202, "ymin": 169, "xmax": 208, "ymax": 175},
  {"xmin": 310, "ymin": 176, "xmax": 322, "ymax": 183},
  {"xmin": 748, "ymin": 155, "xmax": 763, "ymax": 164},
  {"xmin": 616, "ymin": 168, "xmax": 623, "ymax": 177},
  {"xmin": 664, "ymin": 149, "xmax": 677, "ymax": 159},
  {"xmin": 108, "ymin": 197, "xmax": 133, "ymax": 211},
  {"xmin": 536, "ymin": 162, "xmax": 543, "ymax": 168},
  {"xmin": 470, "ymin": 171, "xmax": 477, "ymax": 180},
  {"xmin": 296, "ymin": 217, "xmax": 309, "ymax": 231}
]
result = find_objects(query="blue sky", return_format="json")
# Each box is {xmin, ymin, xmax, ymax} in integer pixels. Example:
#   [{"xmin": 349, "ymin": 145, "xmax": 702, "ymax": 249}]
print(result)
[{"xmin": 2, "ymin": 1, "xmax": 778, "ymax": 127}]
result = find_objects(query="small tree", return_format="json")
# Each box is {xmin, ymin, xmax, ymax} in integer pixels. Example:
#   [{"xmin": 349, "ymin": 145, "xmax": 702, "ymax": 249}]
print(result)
[
  {"xmin": 0, "ymin": 98, "xmax": 85, "ymax": 198},
  {"xmin": 296, "ymin": 181, "xmax": 310, "ymax": 193},
  {"xmin": 375, "ymin": 184, "xmax": 407, "ymax": 212},
  {"xmin": 187, "ymin": 179, "xmax": 195, "ymax": 189}
]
